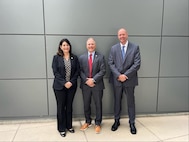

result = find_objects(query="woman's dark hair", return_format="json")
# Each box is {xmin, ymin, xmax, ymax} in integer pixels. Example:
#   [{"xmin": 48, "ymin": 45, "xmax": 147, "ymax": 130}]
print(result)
[{"xmin": 57, "ymin": 38, "xmax": 72, "ymax": 56}]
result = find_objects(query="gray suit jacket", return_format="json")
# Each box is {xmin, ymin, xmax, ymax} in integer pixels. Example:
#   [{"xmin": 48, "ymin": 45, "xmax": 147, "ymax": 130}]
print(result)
[
  {"xmin": 79, "ymin": 51, "xmax": 106, "ymax": 90},
  {"xmin": 108, "ymin": 41, "xmax": 141, "ymax": 87}
]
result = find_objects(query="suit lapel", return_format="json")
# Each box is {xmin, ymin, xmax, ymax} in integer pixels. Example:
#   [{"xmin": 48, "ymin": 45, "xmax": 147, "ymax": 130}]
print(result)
[
  {"xmin": 58, "ymin": 55, "xmax": 65, "ymax": 66},
  {"xmin": 70, "ymin": 55, "xmax": 74, "ymax": 69},
  {"xmin": 125, "ymin": 42, "xmax": 131, "ymax": 61},
  {"xmin": 84, "ymin": 52, "xmax": 89, "ymax": 75},
  {"xmin": 117, "ymin": 45, "xmax": 123, "ymax": 60},
  {"xmin": 93, "ymin": 52, "xmax": 98, "ymax": 64}
]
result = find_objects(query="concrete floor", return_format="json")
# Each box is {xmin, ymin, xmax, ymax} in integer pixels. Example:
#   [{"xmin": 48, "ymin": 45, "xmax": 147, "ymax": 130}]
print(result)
[{"xmin": 0, "ymin": 113, "xmax": 188, "ymax": 142}]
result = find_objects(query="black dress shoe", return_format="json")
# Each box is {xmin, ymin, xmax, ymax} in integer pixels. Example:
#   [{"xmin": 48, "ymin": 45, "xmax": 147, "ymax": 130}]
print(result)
[
  {"xmin": 130, "ymin": 123, "xmax": 137, "ymax": 134},
  {"xmin": 111, "ymin": 120, "xmax": 120, "ymax": 131},
  {"xmin": 68, "ymin": 128, "xmax": 75, "ymax": 133},
  {"xmin": 60, "ymin": 131, "xmax": 66, "ymax": 137}
]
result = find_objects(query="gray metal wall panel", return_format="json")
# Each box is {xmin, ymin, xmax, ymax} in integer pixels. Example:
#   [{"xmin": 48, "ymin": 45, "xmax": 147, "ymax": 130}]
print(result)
[
  {"xmin": 163, "ymin": 0, "xmax": 189, "ymax": 36},
  {"xmin": 0, "ymin": 35, "xmax": 46, "ymax": 79},
  {"xmin": 48, "ymin": 79, "xmax": 56, "ymax": 116},
  {"xmin": 0, "ymin": 0, "xmax": 44, "ymax": 34},
  {"xmin": 158, "ymin": 78, "xmax": 189, "ymax": 112},
  {"xmin": 160, "ymin": 37, "xmax": 189, "ymax": 77},
  {"xmin": 135, "ymin": 78, "xmax": 158, "ymax": 113},
  {"xmin": 129, "ymin": 37, "xmax": 161, "ymax": 77},
  {"xmin": 44, "ymin": 0, "xmax": 163, "ymax": 35},
  {"xmin": 0, "ymin": 0, "xmax": 188, "ymax": 118},
  {"xmin": 0, "ymin": 80, "xmax": 48, "ymax": 117}
]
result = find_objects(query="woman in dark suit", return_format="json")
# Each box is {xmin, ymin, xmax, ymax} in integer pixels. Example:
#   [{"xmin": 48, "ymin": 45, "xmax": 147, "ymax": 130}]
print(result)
[{"xmin": 52, "ymin": 38, "xmax": 79, "ymax": 137}]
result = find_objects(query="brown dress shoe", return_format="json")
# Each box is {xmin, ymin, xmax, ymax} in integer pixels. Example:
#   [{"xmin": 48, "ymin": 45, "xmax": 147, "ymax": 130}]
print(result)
[
  {"xmin": 95, "ymin": 125, "xmax": 101, "ymax": 134},
  {"xmin": 80, "ymin": 123, "xmax": 92, "ymax": 131}
]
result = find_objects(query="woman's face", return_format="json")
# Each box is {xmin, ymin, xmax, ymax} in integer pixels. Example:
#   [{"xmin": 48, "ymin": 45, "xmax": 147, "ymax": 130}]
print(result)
[{"xmin": 60, "ymin": 41, "xmax": 70, "ymax": 53}]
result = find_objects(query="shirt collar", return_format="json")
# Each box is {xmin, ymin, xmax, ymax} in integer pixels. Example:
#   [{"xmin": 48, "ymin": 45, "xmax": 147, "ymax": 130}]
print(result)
[
  {"xmin": 88, "ymin": 51, "xmax": 95, "ymax": 56},
  {"xmin": 120, "ymin": 40, "xmax": 128, "ymax": 48}
]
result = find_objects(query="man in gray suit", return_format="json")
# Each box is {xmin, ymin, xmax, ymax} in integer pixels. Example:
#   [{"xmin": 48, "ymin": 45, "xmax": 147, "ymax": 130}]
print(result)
[
  {"xmin": 79, "ymin": 37, "xmax": 106, "ymax": 134},
  {"xmin": 108, "ymin": 28, "xmax": 141, "ymax": 134}
]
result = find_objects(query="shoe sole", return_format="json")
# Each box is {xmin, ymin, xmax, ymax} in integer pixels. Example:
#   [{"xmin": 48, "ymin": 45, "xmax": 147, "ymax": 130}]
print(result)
[{"xmin": 95, "ymin": 131, "xmax": 100, "ymax": 134}]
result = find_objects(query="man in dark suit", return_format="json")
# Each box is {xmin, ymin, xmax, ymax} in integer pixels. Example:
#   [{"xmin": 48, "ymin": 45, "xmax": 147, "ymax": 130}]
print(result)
[
  {"xmin": 79, "ymin": 37, "xmax": 106, "ymax": 134},
  {"xmin": 108, "ymin": 28, "xmax": 141, "ymax": 134}
]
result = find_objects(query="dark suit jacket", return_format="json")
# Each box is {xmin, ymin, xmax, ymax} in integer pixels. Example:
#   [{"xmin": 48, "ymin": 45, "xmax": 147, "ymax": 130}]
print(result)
[
  {"xmin": 79, "ymin": 51, "xmax": 106, "ymax": 90},
  {"xmin": 52, "ymin": 54, "xmax": 80, "ymax": 90},
  {"xmin": 108, "ymin": 41, "xmax": 141, "ymax": 87}
]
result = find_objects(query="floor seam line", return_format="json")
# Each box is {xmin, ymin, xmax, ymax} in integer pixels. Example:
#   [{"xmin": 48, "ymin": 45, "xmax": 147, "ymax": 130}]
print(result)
[
  {"xmin": 136, "ymin": 119, "xmax": 162, "ymax": 141},
  {"xmin": 11, "ymin": 123, "xmax": 21, "ymax": 142},
  {"xmin": 79, "ymin": 120, "xmax": 88, "ymax": 142}
]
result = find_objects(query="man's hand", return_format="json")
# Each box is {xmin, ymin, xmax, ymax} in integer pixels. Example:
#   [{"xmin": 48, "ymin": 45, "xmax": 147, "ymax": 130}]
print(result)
[
  {"xmin": 86, "ymin": 78, "xmax": 95, "ymax": 87},
  {"xmin": 118, "ymin": 74, "xmax": 128, "ymax": 82}
]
